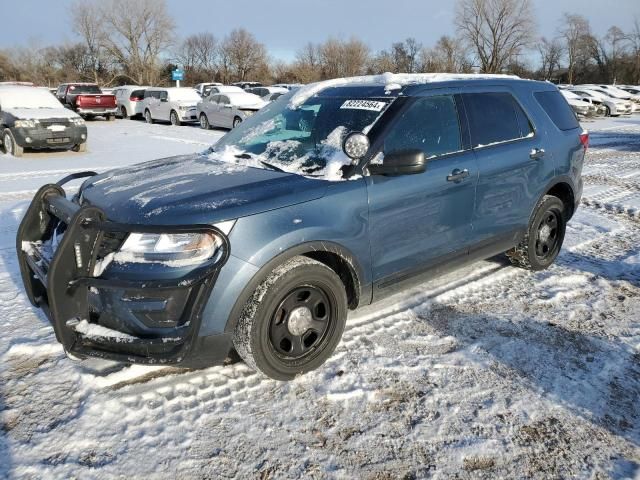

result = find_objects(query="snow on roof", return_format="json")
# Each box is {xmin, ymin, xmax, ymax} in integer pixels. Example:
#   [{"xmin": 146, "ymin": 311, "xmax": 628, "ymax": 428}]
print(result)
[{"xmin": 289, "ymin": 72, "xmax": 520, "ymax": 107}]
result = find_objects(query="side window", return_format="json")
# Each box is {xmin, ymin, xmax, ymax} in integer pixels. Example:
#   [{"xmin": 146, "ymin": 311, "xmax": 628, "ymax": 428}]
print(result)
[
  {"xmin": 209, "ymin": 94, "xmax": 220, "ymax": 103},
  {"xmin": 462, "ymin": 92, "xmax": 532, "ymax": 147},
  {"xmin": 534, "ymin": 91, "xmax": 580, "ymax": 131},
  {"xmin": 159, "ymin": 91, "xmax": 168, "ymax": 101},
  {"xmin": 219, "ymin": 95, "xmax": 230, "ymax": 105},
  {"xmin": 144, "ymin": 90, "xmax": 154, "ymax": 99},
  {"xmin": 57, "ymin": 86, "xmax": 65, "ymax": 97},
  {"xmin": 384, "ymin": 95, "xmax": 462, "ymax": 158}
]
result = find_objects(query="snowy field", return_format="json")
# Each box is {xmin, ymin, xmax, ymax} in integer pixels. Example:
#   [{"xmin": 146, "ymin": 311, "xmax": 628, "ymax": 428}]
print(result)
[{"xmin": 0, "ymin": 116, "xmax": 639, "ymax": 479}]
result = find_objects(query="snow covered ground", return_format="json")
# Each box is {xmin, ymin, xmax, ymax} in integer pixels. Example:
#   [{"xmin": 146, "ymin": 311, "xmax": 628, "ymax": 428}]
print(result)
[{"xmin": 0, "ymin": 116, "xmax": 639, "ymax": 479}]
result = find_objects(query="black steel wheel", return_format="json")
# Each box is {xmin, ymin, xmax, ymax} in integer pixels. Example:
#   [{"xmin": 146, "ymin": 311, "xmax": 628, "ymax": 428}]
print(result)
[
  {"xmin": 507, "ymin": 195, "xmax": 566, "ymax": 271},
  {"xmin": 234, "ymin": 256, "xmax": 348, "ymax": 380}
]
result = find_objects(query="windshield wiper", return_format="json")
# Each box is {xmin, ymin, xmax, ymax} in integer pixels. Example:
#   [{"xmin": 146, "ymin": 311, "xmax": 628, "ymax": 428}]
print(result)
[{"xmin": 260, "ymin": 160, "xmax": 285, "ymax": 173}]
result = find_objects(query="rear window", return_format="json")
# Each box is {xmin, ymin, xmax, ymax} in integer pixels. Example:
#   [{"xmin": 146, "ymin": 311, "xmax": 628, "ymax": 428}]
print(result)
[
  {"xmin": 462, "ymin": 92, "xmax": 534, "ymax": 147},
  {"xmin": 534, "ymin": 91, "xmax": 580, "ymax": 131},
  {"xmin": 69, "ymin": 84, "xmax": 101, "ymax": 94},
  {"xmin": 131, "ymin": 90, "xmax": 145, "ymax": 99}
]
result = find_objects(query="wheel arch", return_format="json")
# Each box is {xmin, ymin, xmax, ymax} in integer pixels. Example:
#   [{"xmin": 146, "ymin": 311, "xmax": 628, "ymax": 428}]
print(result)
[
  {"xmin": 223, "ymin": 241, "xmax": 366, "ymax": 334},
  {"xmin": 544, "ymin": 179, "xmax": 576, "ymax": 220}
]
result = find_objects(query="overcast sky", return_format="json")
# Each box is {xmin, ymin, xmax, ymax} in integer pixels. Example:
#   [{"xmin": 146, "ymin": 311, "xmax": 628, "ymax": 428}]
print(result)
[{"xmin": 1, "ymin": 0, "xmax": 638, "ymax": 64}]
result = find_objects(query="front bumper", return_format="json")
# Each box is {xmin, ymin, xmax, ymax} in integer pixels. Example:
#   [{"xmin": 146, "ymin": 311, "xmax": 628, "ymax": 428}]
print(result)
[
  {"xmin": 12, "ymin": 124, "xmax": 87, "ymax": 149},
  {"xmin": 178, "ymin": 108, "xmax": 198, "ymax": 121},
  {"xmin": 16, "ymin": 174, "xmax": 231, "ymax": 366}
]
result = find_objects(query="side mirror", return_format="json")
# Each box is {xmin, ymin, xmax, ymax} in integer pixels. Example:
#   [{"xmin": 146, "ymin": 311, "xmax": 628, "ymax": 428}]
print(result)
[
  {"xmin": 368, "ymin": 149, "xmax": 427, "ymax": 176},
  {"xmin": 160, "ymin": 98, "xmax": 168, "ymax": 103}
]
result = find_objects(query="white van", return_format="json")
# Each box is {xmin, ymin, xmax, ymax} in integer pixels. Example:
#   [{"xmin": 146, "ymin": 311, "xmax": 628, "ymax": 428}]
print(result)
[{"xmin": 142, "ymin": 88, "xmax": 202, "ymax": 126}]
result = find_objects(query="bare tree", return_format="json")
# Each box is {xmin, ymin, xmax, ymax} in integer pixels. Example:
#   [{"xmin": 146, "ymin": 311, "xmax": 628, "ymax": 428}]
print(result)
[
  {"xmin": 174, "ymin": 33, "xmax": 218, "ymax": 82},
  {"xmin": 340, "ymin": 38, "xmax": 370, "ymax": 76},
  {"xmin": 558, "ymin": 13, "xmax": 592, "ymax": 84},
  {"xmin": 220, "ymin": 29, "xmax": 268, "ymax": 82},
  {"xmin": 455, "ymin": 0, "xmax": 535, "ymax": 73},
  {"xmin": 71, "ymin": 1, "xmax": 108, "ymax": 83},
  {"xmin": 627, "ymin": 17, "xmax": 640, "ymax": 84},
  {"xmin": 430, "ymin": 35, "xmax": 471, "ymax": 72},
  {"xmin": 293, "ymin": 43, "xmax": 322, "ymax": 83},
  {"xmin": 537, "ymin": 37, "xmax": 563, "ymax": 80},
  {"xmin": 99, "ymin": 0, "xmax": 175, "ymax": 85}
]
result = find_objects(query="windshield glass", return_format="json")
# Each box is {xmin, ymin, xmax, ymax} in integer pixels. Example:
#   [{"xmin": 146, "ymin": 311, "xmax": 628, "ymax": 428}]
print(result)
[
  {"xmin": 210, "ymin": 94, "xmax": 393, "ymax": 180},
  {"xmin": 170, "ymin": 89, "xmax": 201, "ymax": 102},
  {"xmin": 69, "ymin": 85, "xmax": 101, "ymax": 94},
  {"xmin": 0, "ymin": 88, "xmax": 63, "ymax": 109}
]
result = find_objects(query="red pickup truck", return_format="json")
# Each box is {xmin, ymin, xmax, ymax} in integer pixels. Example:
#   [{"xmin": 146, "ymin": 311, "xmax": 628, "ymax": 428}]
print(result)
[{"xmin": 56, "ymin": 83, "xmax": 118, "ymax": 120}]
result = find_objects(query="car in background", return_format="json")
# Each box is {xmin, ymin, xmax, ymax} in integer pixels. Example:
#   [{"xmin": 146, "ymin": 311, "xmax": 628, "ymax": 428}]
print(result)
[
  {"xmin": 204, "ymin": 85, "xmax": 245, "ymax": 97},
  {"xmin": 577, "ymin": 85, "xmax": 635, "ymax": 113},
  {"xmin": 113, "ymin": 86, "xmax": 149, "ymax": 119},
  {"xmin": 197, "ymin": 90, "xmax": 266, "ymax": 129},
  {"xmin": 142, "ymin": 87, "xmax": 202, "ymax": 126},
  {"xmin": 271, "ymin": 83, "xmax": 303, "ymax": 91},
  {"xmin": 231, "ymin": 81, "xmax": 263, "ymax": 90},
  {"xmin": 569, "ymin": 88, "xmax": 630, "ymax": 117},
  {"xmin": 194, "ymin": 82, "xmax": 223, "ymax": 97},
  {"xmin": 56, "ymin": 83, "xmax": 118, "ymax": 120},
  {"xmin": 246, "ymin": 86, "xmax": 288, "ymax": 101},
  {"xmin": 0, "ymin": 85, "xmax": 87, "ymax": 157},
  {"xmin": 560, "ymin": 90, "xmax": 599, "ymax": 117}
]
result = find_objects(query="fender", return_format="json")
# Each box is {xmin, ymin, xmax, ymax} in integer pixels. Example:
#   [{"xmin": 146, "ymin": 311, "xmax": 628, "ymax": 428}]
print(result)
[
  {"xmin": 223, "ymin": 240, "xmax": 371, "ymax": 334},
  {"xmin": 535, "ymin": 175, "xmax": 578, "ymax": 222}
]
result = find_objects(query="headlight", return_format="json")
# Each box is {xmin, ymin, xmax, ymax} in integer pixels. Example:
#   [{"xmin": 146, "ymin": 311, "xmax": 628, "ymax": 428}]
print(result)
[
  {"xmin": 70, "ymin": 117, "xmax": 85, "ymax": 125},
  {"xmin": 15, "ymin": 119, "xmax": 38, "ymax": 128},
  {"xmin": 178, "ymin": 106, "xmax": 189, "ymax": 111},
  {"xmin": 117, "ymin": 221, "xmax": 234, "ymax": 266}
]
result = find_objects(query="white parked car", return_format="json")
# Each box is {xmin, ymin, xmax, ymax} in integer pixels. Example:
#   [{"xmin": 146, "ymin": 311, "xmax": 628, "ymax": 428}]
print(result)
[
  {"xmin": 246, "ymin": 86, "xmax": 289, "ymax": 101},
  {"xmin": 271, "ymin": 83, "xmax": 303, "ymax": 91},
  {"xmin": 197, "ymin": 91, "xmax": 267, "ymax": 129},
  {"xmin": 569, "ymin": 88, "xmax": 631, "ymax": 117},
  {"xmin": 113, "ymin": 85, "xmax": 149, "ymax": 119},
  {"xmin": 560, "ymin": 90, "xmax": 598, "ymax": 117},
  {"xmin": 578, "ymin": 85, "xmax": 636, "ymax": 113},
  {"xmin": 194, "ymin": 82, "xmax": 223, "ymax": 97},
  {"xmin": 203, "ymin": 85, "xmax": 245, "ymax": 97},
  {"xmin": 142, "ymin": 87, "xmax": 202, "ymax": 126}
]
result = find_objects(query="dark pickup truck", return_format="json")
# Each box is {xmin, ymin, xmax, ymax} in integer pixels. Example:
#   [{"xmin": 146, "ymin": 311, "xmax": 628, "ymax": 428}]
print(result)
[{"xmin": 56, "ymin": 83, "xmax": 117, "ymax": 120}]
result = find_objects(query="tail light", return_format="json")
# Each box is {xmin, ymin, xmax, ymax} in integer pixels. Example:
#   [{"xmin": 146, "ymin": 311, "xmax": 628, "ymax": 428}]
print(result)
[
  {"xmin": 579, "ymin": 132, "xmax": 589, "ymax": 151},
  {"xmin": 129, "ymin": 96, "xmax": 141, "ymax": 101}
]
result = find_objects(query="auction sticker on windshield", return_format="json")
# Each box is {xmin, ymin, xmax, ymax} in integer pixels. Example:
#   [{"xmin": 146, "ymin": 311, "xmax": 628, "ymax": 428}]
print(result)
[{"xmin": 340, "ymin": 99, "xmax": 387, "ymax": 111}]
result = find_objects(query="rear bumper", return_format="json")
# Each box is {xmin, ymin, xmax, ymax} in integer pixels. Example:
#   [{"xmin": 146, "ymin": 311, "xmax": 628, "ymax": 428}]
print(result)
[
  {"xmin": 16, "ymin": 175, "xmax": 231, "ymax": 367},
  {"xmin": 77, "ymin": 107, "xmax": 118, "ymax": 116}
]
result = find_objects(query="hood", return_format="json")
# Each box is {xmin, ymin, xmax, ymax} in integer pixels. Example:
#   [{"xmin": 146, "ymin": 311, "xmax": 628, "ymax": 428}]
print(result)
[
  {"xmin": 4, "ymin": 107, "xmax": 81, "ymax": 120},
  {"xmin": 236, "ymin": 101, "xmax": 267, "ymax": 109},
  {"xmin": 80, "ymin": 153, "xmax": 329, "ymax": 225},
  {"xmin": 176, "ymin": 101, "xmax": 198, "ymax": 107}
]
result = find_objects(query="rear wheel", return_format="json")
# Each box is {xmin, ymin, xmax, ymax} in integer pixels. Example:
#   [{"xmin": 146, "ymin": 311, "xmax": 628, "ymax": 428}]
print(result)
[
  {"xmin": 2, "ymin": 130, "xmax": 23, "ymax": 157},
  {"xmin": 170, "ymin": 110, "xmax": 181, "ymax": 126},
  {"xmin": 232, "ymin": 116, "xmax": 242, "ymax": 128},
  {"xmin": 233, "ymin": 256, "xmax": 348, "ymax": 380},
  {"xmin": 199, "ymin": 113, "xmax": 210, "ymax": 130},
  {"xmin": 72, "ymin": 143, "xmax": 87, "ymax": 153},
  {"xmin": 506, "ymin": 195, "xmax": 566, "ymax": 271},
  {"xmin": 144, "ymin": 109, "xmax": 153, "ymax": 124},
  {"xmin": 120, "ymin": 106, "xmax": 128, "ymax": 119},
  {"xmin": 604, "ymin": 105, "xmax": 611, "ymax": 117},
  {"xmin": 106, "ymin": 115, "xmax": 115, "ymax": 122}
]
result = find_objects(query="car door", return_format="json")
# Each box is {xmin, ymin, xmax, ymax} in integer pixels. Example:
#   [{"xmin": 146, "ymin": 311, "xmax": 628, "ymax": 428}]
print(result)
[
  {"xmin": 366, "ymin": 92, "xmax": 479, "ymax": 289},
  {"xmin": 205, "ymin": 94, "xmax": 221, "ymax": 126},
  {"xmin": 217, "ymin": 95, "xmax": 233, "ymax": 128},
  {"xmin": 156, "ymin": 90, "xmax": 171, "ymax": 121},
  {"xmin": 461, "ymin": 89, "xmax": 550, "ymax": 249}
]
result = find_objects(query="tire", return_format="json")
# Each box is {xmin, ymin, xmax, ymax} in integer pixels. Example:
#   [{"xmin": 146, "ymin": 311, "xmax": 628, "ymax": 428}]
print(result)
[
  {"xmin": 199, "ymin": 113, "xmax": 210, "ymax": 130},
  {"xmin": 232, "ymin": 116, "xmax": 242, "ymax": 128},
  {"xmin": 170, "ymin": 110, "xmax": 181, "ymax": 126},
  {"xmin": 72, "ymin": 143, "xmax": 87, "ymax": 153},
  {"xmin": 506, "ymin": 195, "xmax": 566, "ymax": 271},
  {"xmin": 233, "ymin": 256, "xmax": 348, "ymax": 381},
  {"xmin": 2, "ymin": 130, "xmax": 24, "ymax": 157},
  {"xmin": 106, "ymin": 115, "xmax": 115, "ymax": 122},
  {"xmin": 120, "ymin": 106, "xmax": 128, "ymax": 119},
  {"xmin": 144, "ymin": 110, "xmax": 153, "ymax": 124}
]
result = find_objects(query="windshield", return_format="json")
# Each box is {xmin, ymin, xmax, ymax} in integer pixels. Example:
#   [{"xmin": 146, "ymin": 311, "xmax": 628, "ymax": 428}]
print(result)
[
  {"xmin": 0, "ymin": 88, "xmax": 63, "ymax": 109},
  {"xmin": 69, "ymin": 85, "xmax": 102, "ymax": 94},
  {"xmin": 210, "ymin": 94, "xmax": 392, "ymax": 180},
  {"xmin": 170, "ymin": 89, "xmax": 201, "ymax": 102}
]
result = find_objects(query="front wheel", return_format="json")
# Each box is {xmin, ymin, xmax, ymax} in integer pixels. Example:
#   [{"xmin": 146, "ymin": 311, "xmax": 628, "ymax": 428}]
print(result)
[
  {"xmin": 2, "ymin": 130, "xmax": 24, "ymax": 157},
  {"xmin": 170, "ymin": 110, "xmax": 181, "ymax": 126},
  {"xmin": 604, "ymin": 105, "xmax": 611, "ymax": 117},
  {"xmin": 233, "ymin": 256, "xmax": 348, "ymax": 380},
  {"xmin": 72, "ymin": 143, "xmax": 87, "ymax": 153},
  {"xmin": 120, "ymin": 106, "xmax": 128, "ymax": 119},
  {"xmin": 506, "ymin": 195, "xmax": 566, "ymax": 271},
  {"xmin": 232, "ymin": 116, "xmax": 242, "ymax": 128}
]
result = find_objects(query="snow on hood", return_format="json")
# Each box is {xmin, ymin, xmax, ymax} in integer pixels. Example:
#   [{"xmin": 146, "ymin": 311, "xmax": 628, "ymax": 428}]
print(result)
[
  {"xmin": 3, "ymin": 107, "xmax": 81, "ymax": 120},
  {"xmin": 289, "ymin": 72, "xmax": 520, "ymax": 107}
]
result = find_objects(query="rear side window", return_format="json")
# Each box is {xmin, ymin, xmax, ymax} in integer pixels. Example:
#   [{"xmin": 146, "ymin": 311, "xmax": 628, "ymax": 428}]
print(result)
[
  {"xmin": 131, "ymin": 90, "xmax": 145, "ymax": 99},
  {"xmin": 534, "ymin": 91, "xmax": 580, "ymax": 131},
  {"xmin": 462, "ymin": 92, "xmax": 533, "ymax": 147},
  {"xmin": 384, "ymin": 95, "xmax": 462, "ymax": 158}
]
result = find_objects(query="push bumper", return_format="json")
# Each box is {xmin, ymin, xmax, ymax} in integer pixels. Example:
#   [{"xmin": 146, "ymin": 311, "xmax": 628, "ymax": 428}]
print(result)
[
  {"xmin": 77, "ymin": 107, "xmax": 118, "ymax": 116},
  {"xmin": 13, "ymin": 125, "xmax": 87, "ymax": 150},
  {"xmin": 16, "ymin": 173, "xmax": 231, "ymax": 366}
]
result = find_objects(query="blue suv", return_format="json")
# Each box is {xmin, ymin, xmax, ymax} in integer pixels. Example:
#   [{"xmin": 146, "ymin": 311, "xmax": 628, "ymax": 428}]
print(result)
[{"xmin": 17, "ymin": 74, "xmax": 586, "ymax": 380}]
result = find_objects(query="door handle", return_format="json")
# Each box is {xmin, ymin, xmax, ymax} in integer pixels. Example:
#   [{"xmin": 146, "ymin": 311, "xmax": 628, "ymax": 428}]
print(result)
[
  {"xmin": 447, "ymin": 168, "xmax": 470, "ymax": 182},
  {"xmin": 530, "ymin": 148, "xmax": 545, "ymax": 160}
]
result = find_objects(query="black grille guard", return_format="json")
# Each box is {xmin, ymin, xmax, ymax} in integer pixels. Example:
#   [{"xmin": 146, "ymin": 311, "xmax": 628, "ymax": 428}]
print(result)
[{"xmin": 16, "ymin": 172, "xmax": 230, "ymax": 363}]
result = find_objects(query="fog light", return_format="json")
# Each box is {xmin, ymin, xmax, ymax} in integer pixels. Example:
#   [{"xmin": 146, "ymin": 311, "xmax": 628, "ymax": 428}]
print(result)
[
  {"xmin": 81, "ymin": 134, "xmax": 87, "ymax": 140},
  {"xmin": 25, "ymin": 137, "xmax": 32, "ymax": 143}
]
